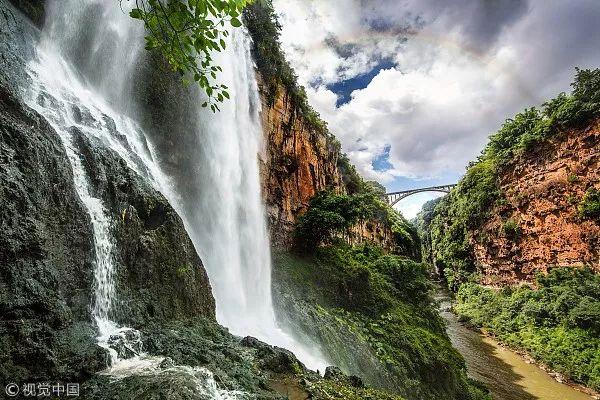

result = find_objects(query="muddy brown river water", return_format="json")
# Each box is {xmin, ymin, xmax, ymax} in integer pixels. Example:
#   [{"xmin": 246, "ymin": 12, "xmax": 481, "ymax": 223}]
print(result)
[{"xmin": 436, "ymin": 289, "xmax": 594, "ymax": 400}]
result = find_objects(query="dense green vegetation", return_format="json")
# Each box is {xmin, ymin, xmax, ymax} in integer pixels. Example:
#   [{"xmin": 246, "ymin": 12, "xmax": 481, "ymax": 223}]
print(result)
[
  {"xmin": 273, "ymin": 244, "xmax": 490, "ymax": 400},
  {"xmin": 427, "ymin": 69, "xmax": 600, "ymax": 288},
  {"xmin": 129, "ymin": 0, "xmax": 251, "ymax": 111},
  {"xmin": 579, "ymin": 187, "xmax": 600, "ymax": 220},
  {"xmin": 455, "ymin": 267, "xmax": 600, "ymax": 390},
  {"xmin": 416, "ymin": 69, "xmax": 600, "ymax": 393},
  {"xmin": 429, "ymin": 158, "xmax": 499, "ymax": 289},
  {"xmin": 414, "ymin": 197, "xmax": 443, "ymax": 265},
  {"xmin": 294, "ymin": 185, "xmax": 419, "ymax": 258}
]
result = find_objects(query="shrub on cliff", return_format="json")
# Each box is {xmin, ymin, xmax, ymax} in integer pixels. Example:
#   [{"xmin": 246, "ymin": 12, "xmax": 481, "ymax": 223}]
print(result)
[
  {"xmin": 294, "ymin": 189, "xmax": 419, "ymax": 257},
  {"xmin": 429, "ymin": 158, "xmax": 499, "ymax": 289},
  {"xmin": 484, "ymin": 68, "xmax": 600, "ymax": 163},
  {"xmin": 244, "ymin": 0, "xmax": 330, "ymax": 136},
  {"xmin": 502, "ymin": 219, "xmax": 521, "ymax": 240},
  {"xmin": 414, "ymin": 197, "xmax": 443, "ymax": 264},
  {"xmin": 579, "ymin": 187, "xmax": 600, "ymax": 220},
  {"xmin": 455, "ymin": 267, "xmax": 600, "ymax": 390},
  {"xmin": 294, "ymin": 191, "xmax": 366, "ymax": 251},
  {"xmin": 337, "ymin": 153, "xmax": 363, "ymax": 194}
]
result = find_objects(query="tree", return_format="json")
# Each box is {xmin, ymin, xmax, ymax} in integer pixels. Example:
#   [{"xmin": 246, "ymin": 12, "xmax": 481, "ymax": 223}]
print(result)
[{"xmin": 127, "ymin": 0, "xmax": 253, "ymax": 111}]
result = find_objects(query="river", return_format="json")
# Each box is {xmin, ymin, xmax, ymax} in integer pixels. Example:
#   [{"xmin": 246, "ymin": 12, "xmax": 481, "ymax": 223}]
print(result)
[{"xmin": 436, "ymin": 289, "xmax": 595, "ymax": 400}]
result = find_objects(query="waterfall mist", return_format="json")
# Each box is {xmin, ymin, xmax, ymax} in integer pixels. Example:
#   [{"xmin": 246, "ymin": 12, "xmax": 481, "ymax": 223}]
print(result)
[{"xmin": 27, "ymin": 0, "xmax": 327, "ymax": 373}]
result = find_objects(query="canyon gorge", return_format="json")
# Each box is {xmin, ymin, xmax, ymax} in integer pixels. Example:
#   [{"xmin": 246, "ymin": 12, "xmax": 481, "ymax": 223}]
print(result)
[{"xmin": 1, "ymin": 1, "xmax": 599, "ymax": 400}]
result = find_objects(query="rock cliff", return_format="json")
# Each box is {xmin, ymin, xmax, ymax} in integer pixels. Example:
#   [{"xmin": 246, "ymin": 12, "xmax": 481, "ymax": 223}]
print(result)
[
  {"xmin": 257, "ymin": 80, "xmax": 344, "ymax": 247},
  {"xmin": 0, "ymin": 82, "xmax": 217, "ymax": 381},
  {"xmin": 0, "ymin": 0, "xmax": 216, "ymax": 379},
  {"xmin": 0, "ymin": 83, "xmax": 102, "ymax": 384},
  {"xmin": 472, "ymin": 120, "xmax": 600, "ymax": 285}
]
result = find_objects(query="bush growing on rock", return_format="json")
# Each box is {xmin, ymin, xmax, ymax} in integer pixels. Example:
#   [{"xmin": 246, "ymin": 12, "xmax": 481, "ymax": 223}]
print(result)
[
  {"xmin": 579, "ymin": 187, "xmax": 600, "ymax": 220},
  {"xmin": 294, "ymin": 188, "xmax": 418, "ymax": 256}
]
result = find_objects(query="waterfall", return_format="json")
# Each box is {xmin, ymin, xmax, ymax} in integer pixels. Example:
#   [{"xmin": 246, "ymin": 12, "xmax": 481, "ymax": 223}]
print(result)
[
  {"xmin": 24, "ymin": 0, "xmax": 327, "ymax": 373},
  {"xmin": 174, "ymin": 30, "xmax": 328, "ymax": 371}
]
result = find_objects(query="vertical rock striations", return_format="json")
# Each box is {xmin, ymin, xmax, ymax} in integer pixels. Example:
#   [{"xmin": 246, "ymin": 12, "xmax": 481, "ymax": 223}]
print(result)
[{"xmin": 0, "ymin": 86, "xmax": 102, "ymax": 383}]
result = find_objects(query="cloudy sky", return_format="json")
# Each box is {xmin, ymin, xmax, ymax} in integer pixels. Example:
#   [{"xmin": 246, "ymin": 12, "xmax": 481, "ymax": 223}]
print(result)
[{"xmin": 271, "ymin": 0, "xmax": 600, "ymax": 218}]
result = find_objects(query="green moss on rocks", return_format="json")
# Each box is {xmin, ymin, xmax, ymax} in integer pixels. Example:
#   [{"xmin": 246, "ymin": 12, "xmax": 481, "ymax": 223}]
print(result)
[{"xmin": 79, "ymin": 317, "xmax": 403, "ymax": 399}]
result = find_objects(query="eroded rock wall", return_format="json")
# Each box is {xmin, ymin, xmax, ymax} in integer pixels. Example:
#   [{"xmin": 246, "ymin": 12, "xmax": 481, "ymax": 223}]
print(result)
[
  {"xmin": 0, "ymin": 86, "xmax": 102, "ymax": 383},
  {"xmin": 471, "ymin": 120, "xmax": 600, "ymax": 285},
  {"xmin": 71, "ymin": 129, "xmax": 215, "ymax": 326},
  {"xmin": 257, "ymin": 82, "xmax": 344, "ymax": 248}
]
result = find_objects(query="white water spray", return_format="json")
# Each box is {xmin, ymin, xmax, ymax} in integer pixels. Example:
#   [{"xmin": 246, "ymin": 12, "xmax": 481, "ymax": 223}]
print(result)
[
  {"xmin": 25, "ymin": 43, "xmax": 156, "ymax": 365},
  {"xmin": 25, "ymin": 0, "xmax": 327, "ymax": 374}
]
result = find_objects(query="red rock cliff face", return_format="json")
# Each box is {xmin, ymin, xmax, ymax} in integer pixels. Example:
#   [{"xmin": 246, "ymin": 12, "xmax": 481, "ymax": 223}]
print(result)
[
  {"xmin": 257, "ymin": 82, "xmax": 344, "ymax": 248},
  {"xmin": 471, "ymin": 120, "xmax": 600, "ymax": 285}
]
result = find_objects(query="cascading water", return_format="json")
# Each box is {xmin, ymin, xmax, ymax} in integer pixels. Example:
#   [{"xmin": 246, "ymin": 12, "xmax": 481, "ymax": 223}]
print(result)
[
  {"xmin": 174, "ymin": 30, "xmax": 328, "ymax": 371},
  {"xmin": 25, "ymin": 44, "xmax": 161, "ymax": 365},
  {"xmin": 24, "ymin": 0, "xmax": 328, "ymax": 375}
]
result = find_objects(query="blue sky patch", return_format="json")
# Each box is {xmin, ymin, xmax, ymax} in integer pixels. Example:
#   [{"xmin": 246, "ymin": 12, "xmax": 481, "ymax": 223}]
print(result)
[
  {"xmin": 371, "ymin": 144, "xmax": 394, "ymax": 172},
  {"xmin": 326, "ymin": 58, "xmax": 396, "ymax": 107}
]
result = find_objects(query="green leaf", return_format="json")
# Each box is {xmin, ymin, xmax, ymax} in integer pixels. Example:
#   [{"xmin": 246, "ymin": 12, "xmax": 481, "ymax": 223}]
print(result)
[
  {"xmin": 129, "ymin": 8, "xmax": 143, "ymax": 19},
  {"xmin": 230, "ymin": 17, "xmax": 242, "ymax": 27}
]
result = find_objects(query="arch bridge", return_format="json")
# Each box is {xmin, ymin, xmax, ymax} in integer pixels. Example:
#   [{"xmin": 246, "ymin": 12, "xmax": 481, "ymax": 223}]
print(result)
[{"xmin": 385, "ymin": 184, "xmax": 456, "ymax": 206}]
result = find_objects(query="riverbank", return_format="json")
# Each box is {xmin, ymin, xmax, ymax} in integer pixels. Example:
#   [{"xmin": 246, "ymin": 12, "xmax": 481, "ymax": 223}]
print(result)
[
  {"xmin": 436, "ymin": 289, "xmax": 597, "ymax": 400},
  {"xmin": 477, "ymin": 333, "xmax": 600, "ymax": 399},
  {"xmin": 453, "ymin": 271, "xmax": 600, "ymax": 393}
]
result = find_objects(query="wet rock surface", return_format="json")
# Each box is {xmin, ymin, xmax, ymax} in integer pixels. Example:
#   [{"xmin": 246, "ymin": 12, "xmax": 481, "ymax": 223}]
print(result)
[
  {"xmin": 0, "ymin": 0, "xmax": 40, "ymax": 94},
  {"xmin": 83, "ymin": 317, "xmax": 397, "ymax": 400},
  {"xmin": 70, "ymin": 129, "xmax": 216, "ymax": 327},
  {"xmin": 0, "ymin": 85, "xmax": 105, "ymax": 383},
  {"xmin": 7, "ymin": 0, "xmax": 45, "ymax": 27},
  {"xmin": 0, "ymin": 84, "xmax": 393, "ymax": 397}
]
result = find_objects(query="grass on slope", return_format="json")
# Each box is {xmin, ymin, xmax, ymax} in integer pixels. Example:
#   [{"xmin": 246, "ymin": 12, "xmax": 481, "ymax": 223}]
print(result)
[{"xmin": 274, "ymin": 243, "xmax": 491, "ymax": 400}]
